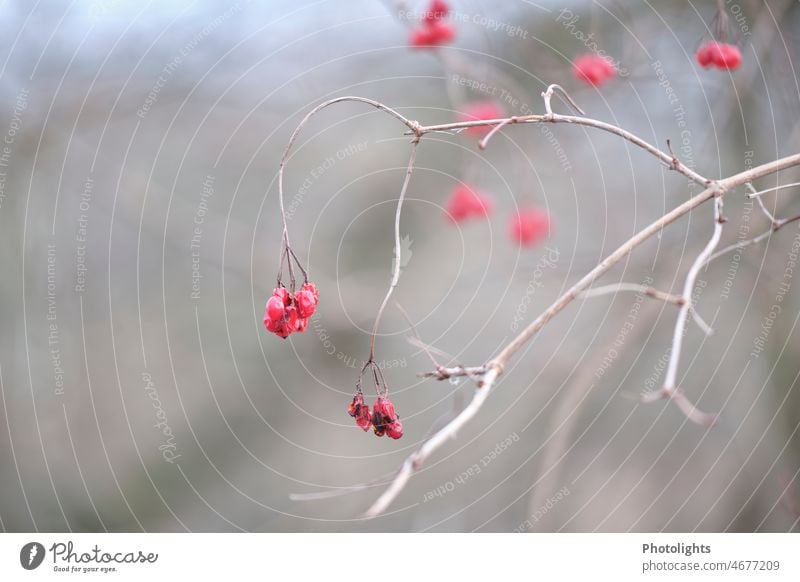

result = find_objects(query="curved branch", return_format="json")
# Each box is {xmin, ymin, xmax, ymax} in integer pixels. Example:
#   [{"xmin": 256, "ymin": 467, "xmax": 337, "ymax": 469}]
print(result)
[{"xmin": 277, "ymin": 96, "xmax": 421, "ymax": 260}]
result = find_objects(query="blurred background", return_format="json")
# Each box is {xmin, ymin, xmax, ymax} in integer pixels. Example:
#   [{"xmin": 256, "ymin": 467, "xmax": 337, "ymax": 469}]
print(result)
[{"xmin": 1, "ymin": 0, "xmax": 799, "ymax": 532}]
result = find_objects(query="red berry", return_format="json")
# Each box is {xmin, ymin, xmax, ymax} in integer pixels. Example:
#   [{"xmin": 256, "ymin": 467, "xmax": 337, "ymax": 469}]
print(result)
[
  {"xmin": 509, "ymin": 207, "xmax": 550, "ymax": 246},
  {"xmin": 423, "ymin": 0, "xmax": 449, "ymax": 23},
  {"xmin": 347, "ymin": 393, "xmax": 372, "ymax": 432},
  {"xmin": 386, "ymin": 419, "xmax": 404, "ymax": 439},
  {"xmin": 695, "ymin": 43, "xmax": 713, "ymax": 68},
  {"xmin": 573, "ymin": 53, "xmax": 616, "ymax": 86},
  {"xmin": 295, "ymin": 289, "xmax": 317, "ymax": 319},
  {"xmin": 372, "ymin": 397, "xmax": 401, "ymax": 438},
  {"xmin": 273, "ymin": 286, "xmax": 290, "ymax": 306},
  {"xmin": 410, "ymin": 26, "xmax": 434, "ymax": 48},
  {"xmin": 410, "ymin": 21, "xmax": 455, "ymax": 49},
  {"xmin": 295, "ymin": 317, "xmax": 308, "ymax": 333},
  {"xmin": 445, "ymin": 184, "xmax": 492, "ymax": 223},
  {"xmin": 716, "ymin": 43, "xmax": 741, "ymax": 69},
  {"xmin": 266, "ymin": 295, "xmax": 285, "ymax": 322},
  {"xmin": 697, "ymin": 41, "xmax": 741, "ymax": 70},
  {"xmin": 458, "ymin": 101, "xmax": 505, "ymax": 137}
]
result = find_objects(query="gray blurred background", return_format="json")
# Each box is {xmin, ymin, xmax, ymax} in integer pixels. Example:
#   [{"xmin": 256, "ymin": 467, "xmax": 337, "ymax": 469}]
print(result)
[{"xmin": 1, "ymin": 0, "xmax": 799, "ymax": 532}]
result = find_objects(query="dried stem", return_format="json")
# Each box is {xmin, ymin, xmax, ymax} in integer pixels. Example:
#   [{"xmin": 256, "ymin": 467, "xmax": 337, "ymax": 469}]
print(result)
[
  {"xmin": 706, "ymin": 213, "xmax": 800, "ymax": 265},
  {"xmin": 746, "ymin": 181, "xmax": 800, "ymax": 199},
  {"xmin": 277, "ymin": 96, "xmax": 420, "ymax": 268},
  {"xmin": 367, "ymin": 140, "xmax": 420, "ymax": 363},
  {"xmin": 648, "ymin": 195, "xmax": 726, "ymax": 426},
  {"xmin": 407, "ymin": 113, "xmax": 710, "ymax": 188}
]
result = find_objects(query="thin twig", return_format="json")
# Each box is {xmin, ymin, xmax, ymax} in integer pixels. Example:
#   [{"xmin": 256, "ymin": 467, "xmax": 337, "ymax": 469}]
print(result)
[
  {"xmin": 650, "ymin": 196, "xmax": 726, "ymax": 425},
  {"xmin": 746, "ymin": 181, "xmax": 800, "ymax": 199},
  {"xmin": 705, "ymin": 213, "xmax": 800, "ymax": 265},
  {"xmin": 367, "ymin": 140, "xmax": 420, "ymax": 363},
  {"xmin": 278, "ymin": 96, "xmax": 421, "ymax": 267},
  {"xmin": 580, "ymin": 283, "xmax": 685, "ymax": 305},
  {"xmin": 478, "ymin": 116, "xmax": 517, "ymax": 150},
  {"xmin": 580, "ymin": 283, "xmax": 712, "ymax": 335},
  {"xmin": 407, "ymin": 113, "xmax": 710, "ymax": 187}
]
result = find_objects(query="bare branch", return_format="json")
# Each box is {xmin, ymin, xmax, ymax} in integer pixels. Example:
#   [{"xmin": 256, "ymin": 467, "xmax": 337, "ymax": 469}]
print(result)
[
  {"xmin": 409, "ymin": 112, "xmax": 711, "ymax": 188},
  {"xmin": 368, "ymin": 140, "xmax": 420, "ymax": 363},
  {"xmin": 654, "ymin": 196, "xmax": 725, "ymax": 424},
  {"xmin": 580, "ymin": 283, "xmax": 685, "ymax": 305},
  {"xmin": 746, "ymin": 181, "xmax": 800, "ymax": 199}
]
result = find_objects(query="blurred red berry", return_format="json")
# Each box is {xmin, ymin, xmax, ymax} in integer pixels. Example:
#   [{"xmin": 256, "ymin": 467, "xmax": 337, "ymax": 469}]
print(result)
[
  {"xmin": 410, "ymin": 0, "xmax": 455, "ymax": 49},
  {"xmin": 423, "ymin": 0, "xmax": 450, "ymax": 22},
  {"xmin": 573, "ymin": 53, "xmax": 616, "ymax": 86},
  {"xmin": 509, "ymin": 207, "xmax": 551, "ymax": 247},
  {"xmin": 445, "ymin": 184, "xmax": 492, "ymax": 223},
  {"xmin": 410, "ymin": 20, "xmax": 455, "ymax": 48},
  {"xmin": 458, "ymin": 101, "xmax": 505, "ymax": 137},
  {"xmin": 696, "ymin": 41, "xmax": 741, "ymax": 70}
]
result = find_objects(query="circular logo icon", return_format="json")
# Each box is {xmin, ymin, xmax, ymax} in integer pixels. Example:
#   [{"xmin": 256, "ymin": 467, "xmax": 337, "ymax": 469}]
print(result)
[{"xmin": 20, "ymin": 542, "xmax": 45, "ymax": 570}]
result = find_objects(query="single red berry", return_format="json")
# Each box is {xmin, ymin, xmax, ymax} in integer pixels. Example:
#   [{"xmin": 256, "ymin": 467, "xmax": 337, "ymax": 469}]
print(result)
[
  {"xmin": 716, "ymin": 43, "xmax": 741, "ymax": 69},
  {"xmin": 386, "ymin": 419, "xmax": 404, "ymax": 440},
  {"xmin": 423, "ymin": 0, "xmax": 450, "ymax": 23},
  {"xmin": 695, "ymin": 43, "xmax": 713, "ymax": 68},
  {"xmin": 301, "ymin": 281, "xmax": 319, "ymax": 301},
  {"xmin": 509, "ymin": 207, "xmax": 551, "ymax": 247},
  {"xmin": 458, "ymin": 101, "xmax": 504, "ymax": 137},
  {"xmin": 372, "ymin": 397, "xmax": 400, "ymax": 437},
  {"xmin": 445, "ymin": 184, "xmax": 492, "ymax": 223},
  {"xmin": 573, "ymin": 53, "xmax": 616, "ymax": 86},
  {"xmin": 273, "ymin": 286, "xmax": 291, "ymax": 306},
  {"xmin": 347, "ymin": 393, "xmax": 372, "ymax": 432},
  {"xmin": 266, "ymin": 295, "xmax": 285, "ymax": 322},
  {"xmin": 411, "ymin": 20, "xmax": 455, "ymax": 49},
  {"xmin": 410, "ymin": 26, "xmax": 434, "ymax": 48},
  {"xmin": 295, "ymin": 289, "xmax": 317, "ymax": 319}
]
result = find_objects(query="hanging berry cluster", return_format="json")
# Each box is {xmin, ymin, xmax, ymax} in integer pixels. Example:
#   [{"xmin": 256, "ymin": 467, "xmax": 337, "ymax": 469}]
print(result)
[
  {"xmin": 695, "ymin": 41, "xmax": 741, "ymax": 70},
  {"xmin": 410, "ymin": 0, "xmax": 455, "ymax": 48},
  {"xmin": 264, "ymin": 247, "xmax": 319, "ymax": 339},
  {"xmin": 347, "ymin": 362, "xmax": 403, "ymax": 439}
]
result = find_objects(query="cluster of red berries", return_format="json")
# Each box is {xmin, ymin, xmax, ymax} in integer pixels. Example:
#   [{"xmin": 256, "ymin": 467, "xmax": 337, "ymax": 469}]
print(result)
[
  {"xmin": 410, "ymin": 0, "xmax": 455, "ymax": 48},
  {"xmin": 695, "ymin": 41, "xmax": 742, "ymax": 70},
  {"xmin": 263, "ymin": 282, "xmax": 319, "ymax": 338},
  {"xmin": 572, "ymin": 53, "xmax": 617, "ymax": 86},
  {"xmin": 444, "ymin": 185, "xmax": 551, "ymax": 248},
  {"xmin": 347, "ymin": 392, "xmax": 403, "ymax": 439},
  {"xmin": 457, "ymin": 101, "xmax": 505, "ymax": 138}
]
